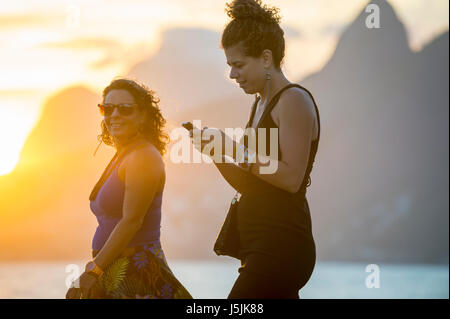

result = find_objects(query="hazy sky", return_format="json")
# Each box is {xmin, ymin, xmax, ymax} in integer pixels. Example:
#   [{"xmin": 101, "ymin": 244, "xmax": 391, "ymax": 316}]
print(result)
[{"xmin": 0, "ymin": 0, "xmax": 448, "ymax": 175}]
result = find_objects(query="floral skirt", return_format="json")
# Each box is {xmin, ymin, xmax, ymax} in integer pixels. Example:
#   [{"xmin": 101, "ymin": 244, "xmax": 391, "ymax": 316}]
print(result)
[{"xmin": 88, "ymin": 242, "xmax": 192, "ymax": 299}]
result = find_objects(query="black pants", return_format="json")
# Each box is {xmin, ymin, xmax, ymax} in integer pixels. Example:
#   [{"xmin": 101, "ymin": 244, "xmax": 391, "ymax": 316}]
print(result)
[
  {"xmin": 228, "ymin": 269, "xmax": 300, "ymax": 299},
  {"xmin": 227, "ymin": 251, "xmax": 314, "ymax": 299}
]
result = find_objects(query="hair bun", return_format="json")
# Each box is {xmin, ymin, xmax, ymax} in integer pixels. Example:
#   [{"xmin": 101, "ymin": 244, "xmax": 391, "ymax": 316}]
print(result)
[{"xmin": 226, "ymin": 0, "xmax": 281, "ymax": 24}]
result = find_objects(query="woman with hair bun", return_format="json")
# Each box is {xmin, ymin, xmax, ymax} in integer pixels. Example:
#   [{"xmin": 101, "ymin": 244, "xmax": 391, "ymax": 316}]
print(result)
[{"xmin": 192, "ymin": 0, "xmax": 321, "ymax": 298}]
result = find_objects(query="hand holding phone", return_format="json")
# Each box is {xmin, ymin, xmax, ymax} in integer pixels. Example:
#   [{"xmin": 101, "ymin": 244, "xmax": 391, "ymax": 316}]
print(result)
[
  {"xmin": 182, "ymin": 121, "xmax": 193, "ymax": 131},
  {"xmin": 182, "ymin": 121, "xmax": 194, "ymax": 138}
]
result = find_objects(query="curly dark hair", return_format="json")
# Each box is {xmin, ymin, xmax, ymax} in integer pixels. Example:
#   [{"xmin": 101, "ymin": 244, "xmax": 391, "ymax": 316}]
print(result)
[
  {"xmin": 221, "ymin": 0, "xmax": 285, "ymax": 70},
  {"xmin": 96, "ymin": 78, "xmax": 169, "ymax": 156}
]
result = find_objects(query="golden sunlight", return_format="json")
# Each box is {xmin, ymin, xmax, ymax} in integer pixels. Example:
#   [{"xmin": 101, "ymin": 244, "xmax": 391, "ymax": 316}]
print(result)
[{"xmin": 0, "ymin": 99, "xmax": 40, "ymax": 176}]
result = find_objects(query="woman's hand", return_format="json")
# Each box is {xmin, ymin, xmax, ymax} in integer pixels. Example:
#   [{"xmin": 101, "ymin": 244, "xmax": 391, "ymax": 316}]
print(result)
[{"xmin": 65, "ymin": 271, "xmax": 100, "ymax": 299}]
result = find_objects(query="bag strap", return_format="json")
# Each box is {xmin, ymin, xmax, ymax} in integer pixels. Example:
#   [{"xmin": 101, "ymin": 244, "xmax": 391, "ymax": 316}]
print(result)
[
  {"xmin": 234, "ymin": 86, "xmax": 293, "ymax": 198},
  {"xmin": 234, "ymin": 83, "xmax": 321, "ymax": 198},
  {"xmin": 241, "ymin": 83, "xmax": 302, "ymax": 167},
  {"xmin": 245, "ymin": 95, "xmax": 260, "ymax": 129},
  {"xmin": 246, "ymin": 83, "xmax": 320, "ymax": 141},
  {"xmin": 258, "ymin": 84, "xmax": 300, "ymax": 128}
]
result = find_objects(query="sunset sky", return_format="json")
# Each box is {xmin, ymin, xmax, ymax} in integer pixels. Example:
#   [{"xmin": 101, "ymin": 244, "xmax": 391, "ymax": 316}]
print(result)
[{"xmin": 0, "ymin": 0, "xmax": 448, "ymax": 175}]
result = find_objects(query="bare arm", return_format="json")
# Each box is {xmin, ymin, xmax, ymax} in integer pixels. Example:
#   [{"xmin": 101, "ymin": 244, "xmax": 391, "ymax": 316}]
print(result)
[{"xmin": 93, "ymin": 145, "xmax": 164, "ymax": 270}]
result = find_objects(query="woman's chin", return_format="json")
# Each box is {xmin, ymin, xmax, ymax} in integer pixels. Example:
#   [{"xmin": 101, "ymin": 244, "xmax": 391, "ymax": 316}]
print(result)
[
  {"xmin": 111, "ymin": 131, "xmax": 131, "ymax": 141},
  {"xmin": 109, "ymin": 129, "xmax": 123, "ymax": 138},
  {"xmin": 115, "ymin": 131, "xmax": 142, "ymax": 141},
  {"xmin": 242, "ymin": 87, "xmax": 256, "ymax": 94}
]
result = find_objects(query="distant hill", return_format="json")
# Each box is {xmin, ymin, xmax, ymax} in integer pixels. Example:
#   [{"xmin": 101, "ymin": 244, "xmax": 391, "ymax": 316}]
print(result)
[
  {"xmin": 127, "ymin": 28, "xmax": 241, "ymax": 119},
  {"xmin": 299, "ymin": 0, "xmax": 449, "ymax": 263},
  {"xmin": 0, "ymin": 86, "xmax": 108, "ymax": 260}
]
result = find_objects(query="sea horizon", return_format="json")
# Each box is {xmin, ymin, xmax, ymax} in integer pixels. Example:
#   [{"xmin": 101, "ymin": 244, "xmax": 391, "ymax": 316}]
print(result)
[{"xmin": 0, "ymin": 260, "xmax": 448, "ymax": 299}]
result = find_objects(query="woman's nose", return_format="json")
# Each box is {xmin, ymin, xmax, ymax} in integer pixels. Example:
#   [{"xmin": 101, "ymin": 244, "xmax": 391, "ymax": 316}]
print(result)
[
  {"xmin": 110, "ymin": 106, "xmax": 121, "ymax": 117},
  {"xmin": 229, "ymin": 68, "xmax": 238, "ymax": 80}
]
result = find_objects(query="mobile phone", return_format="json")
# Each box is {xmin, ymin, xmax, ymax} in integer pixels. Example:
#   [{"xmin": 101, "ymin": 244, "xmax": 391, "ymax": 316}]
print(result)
[{"xmin": 182, "ymin": 122, "xmax": 194, "ymax": 131}]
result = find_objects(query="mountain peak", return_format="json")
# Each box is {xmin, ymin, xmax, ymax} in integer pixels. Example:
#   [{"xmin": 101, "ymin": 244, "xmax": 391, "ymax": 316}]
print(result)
[
  {"xmin": 327, "ymin": 0, "xmax": 411, "ymax": 70},
  {"xmin": 17, "ymin": 85, "xmax": 101, "ymax": 168}
]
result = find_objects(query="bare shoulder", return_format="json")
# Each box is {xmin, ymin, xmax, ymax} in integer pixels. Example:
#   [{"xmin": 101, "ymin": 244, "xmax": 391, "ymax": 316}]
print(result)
[
  {"xmin": 281, "ymin": 87, "xmax": 315, "ymax": 113},
  {"xmin": 274, "ymin": 86, "xmax": 318, "ymax": 140},
  {"xmin": 131, "ymin": 142, "xmax": 163, "ymax": 165},
  {"xmin": 118, "ymin": 141, "xmax": 165, "ymax": 182},
  {"xmin": 275, "ymin": 87, "xmax": 315, "ymax": 122}
]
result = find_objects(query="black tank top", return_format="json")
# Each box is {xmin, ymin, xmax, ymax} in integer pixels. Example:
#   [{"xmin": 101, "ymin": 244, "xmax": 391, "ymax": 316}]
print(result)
[{"xmin": 244, "ymin": 83, "xmax": 321, "ymax": 201}]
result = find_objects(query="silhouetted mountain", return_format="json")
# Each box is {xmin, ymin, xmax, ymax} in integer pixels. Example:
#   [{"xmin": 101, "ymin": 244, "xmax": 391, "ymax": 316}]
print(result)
[
  {"xmin": 17, "ymin": 86, "xmax": 100, "ymax": 167},
  {"xmin": 0, "ymin": 86, "xmax": 108, "ymax": 260},
  {"xmin": 299, "ymin": 0, "xmax": 449, "ymax": 263}
]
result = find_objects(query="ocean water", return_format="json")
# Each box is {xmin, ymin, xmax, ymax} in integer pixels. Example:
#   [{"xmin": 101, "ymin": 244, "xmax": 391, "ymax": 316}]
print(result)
[{"xmin": 0, "ymin": 260, "xmax": 447, "ymax": 299}]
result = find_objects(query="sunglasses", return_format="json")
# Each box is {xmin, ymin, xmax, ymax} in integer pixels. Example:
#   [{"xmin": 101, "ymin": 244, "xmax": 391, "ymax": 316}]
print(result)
[{"xmin": 97, "ymin": 103, "xmax": 139, "ymax": 116}]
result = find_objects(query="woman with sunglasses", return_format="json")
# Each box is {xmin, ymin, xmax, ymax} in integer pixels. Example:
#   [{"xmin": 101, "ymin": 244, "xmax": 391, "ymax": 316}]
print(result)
[
  {"xmin": 192, "ymin": 0, "xmax": 320, "ymax": 298},
  {"xmin": 66, "ymin": 78, "xmax": 192, "ymax": 299}
]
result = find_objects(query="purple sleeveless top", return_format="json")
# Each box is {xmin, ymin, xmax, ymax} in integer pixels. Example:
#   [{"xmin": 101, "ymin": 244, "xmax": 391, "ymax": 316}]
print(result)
[{"xmin": 90, "ymin": 142, "xmax": 163, "ymax": 251}]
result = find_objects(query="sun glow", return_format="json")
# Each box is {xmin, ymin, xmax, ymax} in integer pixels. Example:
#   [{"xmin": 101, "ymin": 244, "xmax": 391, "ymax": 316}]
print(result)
[{"xmin": 0, "ymin": 98, "xmax": 40, "ymax": 175}]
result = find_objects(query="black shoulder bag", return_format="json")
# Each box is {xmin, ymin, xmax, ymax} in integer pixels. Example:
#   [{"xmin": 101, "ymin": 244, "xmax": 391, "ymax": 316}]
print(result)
[{"xmin": 213, "ymin": 96, "xmax": 258, "ymax": 260}]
